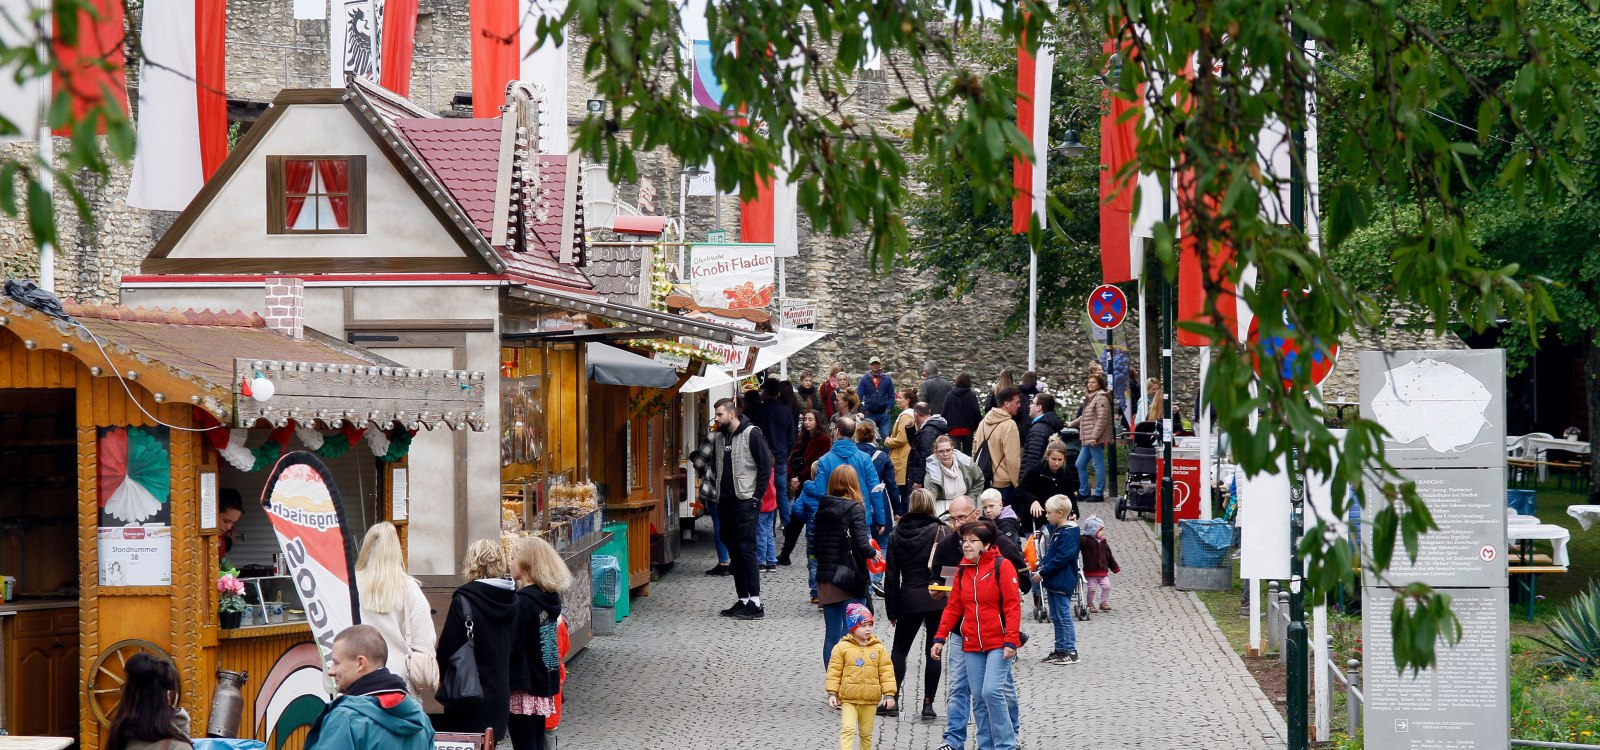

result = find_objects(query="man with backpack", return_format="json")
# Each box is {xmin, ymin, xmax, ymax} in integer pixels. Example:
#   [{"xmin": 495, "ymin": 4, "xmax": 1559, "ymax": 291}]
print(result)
[{"xmin": 972, "ymin": 386, "xmax": 1023, "ymax": 509}]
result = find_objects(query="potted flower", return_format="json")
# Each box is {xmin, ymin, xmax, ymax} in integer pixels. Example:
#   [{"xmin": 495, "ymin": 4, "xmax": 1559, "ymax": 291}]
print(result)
[
  {"xmin": 1564, "ymin": 426, "xmax": 1582, "ymax": 442},
  {"xmin": 217, "ymin": 566, "xmax": 247, "ymax": 629}
]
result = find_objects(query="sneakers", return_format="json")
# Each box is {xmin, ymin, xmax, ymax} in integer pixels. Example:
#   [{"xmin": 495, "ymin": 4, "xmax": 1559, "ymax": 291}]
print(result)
[
  {"xmin": 1041, "ymin": 650, "xmax": 1063, "ymax": 664},
  {"xmin": 937, "ymin": 745, "xmax": 960, "ymax": 750},
  {"xmin": 719, "ymin": 601, "xmax": 747, "ymax": 617},
  {"xmin": 777, "ymin": 552, "xmax": 792, "ymax": 566},
  {"xmin": 705, "ymin": 563, "xmax": 730, "ymax": 576},
  {"xmin": 1052, "ymin": 650, "xmax": 1080, "ymax": 665},
  {"xmin": 734, "ymin": 604, "xmax": 765, "ymax": 620},
  {"xmin": 920, "ymin": 701, "xmax": 937, "ymax": 720}
]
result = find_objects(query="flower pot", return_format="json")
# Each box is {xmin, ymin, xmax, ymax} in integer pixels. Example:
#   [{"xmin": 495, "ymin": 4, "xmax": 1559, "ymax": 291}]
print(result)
[{"xmin": 219, "ymin": 610, "xmax": 243, "ymax": 629}]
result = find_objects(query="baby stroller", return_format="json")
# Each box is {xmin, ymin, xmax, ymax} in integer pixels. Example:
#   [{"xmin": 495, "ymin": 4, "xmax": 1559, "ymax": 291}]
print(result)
[
  {"xmin": 1117, "ymin": 421, "xmax": 1160, "ymax": 521},
  {"xmin": 1025, "ymin": 525, "xmax": 1092, "ymax": 623}
]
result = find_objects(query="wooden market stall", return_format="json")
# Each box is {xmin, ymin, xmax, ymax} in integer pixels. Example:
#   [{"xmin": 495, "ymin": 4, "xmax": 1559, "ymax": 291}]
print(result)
[{"xmin": 0, "ymin": 293, "xmax": 483, "ymax": 749}]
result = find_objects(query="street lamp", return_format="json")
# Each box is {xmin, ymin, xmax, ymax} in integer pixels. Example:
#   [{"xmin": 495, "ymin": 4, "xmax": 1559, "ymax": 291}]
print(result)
[{"xmin": 1052, "ymin": 126, "xmax": 1088, "ymax": 158}]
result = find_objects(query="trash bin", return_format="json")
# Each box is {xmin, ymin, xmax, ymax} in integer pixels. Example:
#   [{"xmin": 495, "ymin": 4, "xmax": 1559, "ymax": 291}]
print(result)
[
  {"xmin": 591, "ymin": 555, "xmax": 622, "ymax": 607},
  {"xmin": 598, "ymin": 522, "xmax": 630, "ymax": 619},
  {"xmin": 1176, "ymin": 518, "xmax": 1234, "ymax": 591},
  {"xmin": 1506, "ymin": 489, "xmax": 1536, "ymax": 517}
]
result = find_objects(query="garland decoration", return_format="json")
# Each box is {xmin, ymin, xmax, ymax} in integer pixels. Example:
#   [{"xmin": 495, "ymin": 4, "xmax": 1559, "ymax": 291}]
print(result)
[{"xmin": 192, "ymin": 408, "xmax": 410, "ymax": 471}]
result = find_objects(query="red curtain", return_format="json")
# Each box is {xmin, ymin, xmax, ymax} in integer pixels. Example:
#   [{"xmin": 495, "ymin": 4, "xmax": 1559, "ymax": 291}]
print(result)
[
  {"xmin": 470, "ymin": 0, "xmax": 519, "ymax": 117},
  {"xmin": 51, "ymin": 0, "xmax": 129, "ymax": 136},
  {"xmin": 196, "ymin": 0, "xmax": 228, "ymax": 179},
  {"xmin": 318, "ymin": 159, "xmax": 351, "ymax": 229},
  {"xmin": 380, "ymin": 0, "xmax": 419, "ymax": 96},
  {"xmin": 284, "ymin": 160, "xmax": 315, "ymax": 228}
]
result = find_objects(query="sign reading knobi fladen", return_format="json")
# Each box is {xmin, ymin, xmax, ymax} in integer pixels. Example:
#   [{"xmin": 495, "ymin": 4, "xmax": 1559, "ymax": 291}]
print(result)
[
  {"xmin": 689, "ymin": 243, "xmax": 776, "ymax": 310},
  {"xmin": 261, "ymin": 451, "xmax": 362, "ymax": 674},
  {"xmin": 1359, "ymin": 350, "xmax": 1508, "ymax": 750}
]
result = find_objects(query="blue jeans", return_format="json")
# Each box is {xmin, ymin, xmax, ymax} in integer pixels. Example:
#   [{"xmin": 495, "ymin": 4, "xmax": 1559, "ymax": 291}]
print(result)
[
  {"xmin": 1076, "ymin": 444, "xmax": 1107, "ymax": 497},
  {"xmin": 822, "ymin": 596, "xmax": 870, "ymax": 666},
  {"xmin": 709, "ymin": 501, "xmax": 730, "ymax": 564},
  {"xmin": 964, "ymin": 649, "xmax": 1019, "ymax": 750},
  {"xmin": 869, "ymin": 411, "xmax": 892, "ymax": 441},
  {"xmin": 774, "ymin": 463, "xmax": 792, "ymax": 524},
  {"xmin": 757, "ymin": 510, "xmax": 777, "ymax": 565},
  {"xmin": 943, "ymin": 633, "xmax": 971, "ymax": 749},
  {"xmin": 1047, "ymin": 587, "xmax": 1077, "ymax": 653}
]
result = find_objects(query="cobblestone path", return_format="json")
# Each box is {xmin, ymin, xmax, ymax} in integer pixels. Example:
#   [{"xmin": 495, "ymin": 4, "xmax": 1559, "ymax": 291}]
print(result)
[{"xmin": 559, "ymin": 504, "xmax": 1286, "ymax": 749}]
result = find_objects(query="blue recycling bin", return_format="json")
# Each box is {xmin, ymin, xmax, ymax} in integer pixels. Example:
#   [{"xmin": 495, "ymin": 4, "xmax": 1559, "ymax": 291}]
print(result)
[{"xmin": 1506, "ymin": 489, "xmax": 1536, "ymax": 517}]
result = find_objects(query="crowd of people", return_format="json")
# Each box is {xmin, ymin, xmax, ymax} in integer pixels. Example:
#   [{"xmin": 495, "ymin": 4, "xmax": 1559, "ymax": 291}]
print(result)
[
  {"xmin": 104, "ymin": 523, "xmax": 573, "ymax": 750},
  {"xmin": 694, "ymin": 359, "xmax": 1129, "ymax": 750}
]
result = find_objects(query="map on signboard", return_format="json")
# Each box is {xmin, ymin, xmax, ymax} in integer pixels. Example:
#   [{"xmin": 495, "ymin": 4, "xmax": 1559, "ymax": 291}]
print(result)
[
  {"xmin": 1360, "ymin": 350, "xmax": 1505, "ymax": 469},
  {"xmin": 1369, "ymin": 359, "xmax": 1492, "ymax": 453}
]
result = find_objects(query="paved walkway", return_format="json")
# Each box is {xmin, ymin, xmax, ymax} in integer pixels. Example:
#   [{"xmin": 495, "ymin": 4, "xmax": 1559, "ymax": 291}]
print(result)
[{"xmin": 559, "ymin": 503, "xmax": 1286, "ymax": 749}]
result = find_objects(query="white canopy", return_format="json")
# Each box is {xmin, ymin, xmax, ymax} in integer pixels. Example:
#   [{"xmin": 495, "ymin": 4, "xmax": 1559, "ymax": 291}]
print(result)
[{"xmin": 745, "ymin": 328, "xmax": 830, "ymax": 374}]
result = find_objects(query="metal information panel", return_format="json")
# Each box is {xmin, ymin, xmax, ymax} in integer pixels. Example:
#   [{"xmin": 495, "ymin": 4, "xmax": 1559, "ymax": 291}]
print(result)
[
  {"xmin": 1362, "ymin": 587, "xmax": 1510, "ymax": 749},
  {"xmin": 1360, "ymin": 350, "xmax": 1508, "ymax": 750},
  {"xmin": 1360, "ymin": 350, "xmax": 1506, "ymax": 470},
  {"xmin": 1362, "ymin": 468, "xmax": 1508, "ymax": 588}
]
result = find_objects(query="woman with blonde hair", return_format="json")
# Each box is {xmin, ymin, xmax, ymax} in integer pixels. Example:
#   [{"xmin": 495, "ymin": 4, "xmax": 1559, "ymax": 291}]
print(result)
[
  {"xmin": 507, "ymin": 536, "xmax": 572, "ymax": 750},
  {"xmin": 437, "ymin": 539, "xmax": 519, "ymax": 740},
  {"xmin": 813, "ymin": 464, "xmax": 879, "ymax": 666},
  {"xmin": 355, "ymin": 522, "xmax": 437, "ymax": 694},
  {"xmin": 884, "ymin": 487, "xmax": 951, "ymax": 719}
]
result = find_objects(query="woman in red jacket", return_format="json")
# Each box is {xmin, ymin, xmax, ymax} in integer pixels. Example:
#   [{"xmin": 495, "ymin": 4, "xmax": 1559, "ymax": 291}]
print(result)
[
  {"xmin": 931, "ymin": 519, "xmax": 1021, "ymax": 750},
  {"xmin": 780, "ymin": 409, "xmax": 834, "ymax": 569}
]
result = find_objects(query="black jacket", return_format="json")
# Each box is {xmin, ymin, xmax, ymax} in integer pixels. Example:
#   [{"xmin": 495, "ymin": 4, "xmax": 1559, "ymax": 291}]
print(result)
[
  {"xmin": 932, "ymin": 531, "xmax": 1029, "ymax": 594},
  {"xmin": 907, "ymin": 415, "xmax": 948, "ymax": 487},
  {"xmin": 1017, "ymin": 460, "xmax": 1078, "ymax": 510},
  {"xmin": 508, "ymin": 585, "xmax": 563, "ymax": 698},
  {"xmin": 884, "ymin": 513, "xmax": 949, "ymax": 620},
  {"xmin": 813, "ymin": 494, "xmax": 875, "ymax": 599},
  {"xmin": 1014, "ymin": 383, "xmax": 1040, "ymax": 434},
  {"xmin": 919, "ymin": 376, "xmax": 953, "ymax": 415},
  {"xmin": 943, "ymin": 387, "xmax": 983, "ymax": 436},
  {"xmin": 745, "ymin": 396, "xmax": 796, "ymax": 461},
  {"xmin": 436, "ymin": 579, "xmax": 519, "ymax": 739},
  {"xmin": 1020, "ymin": 411, "xmax": 1065, "ymax": 479}
]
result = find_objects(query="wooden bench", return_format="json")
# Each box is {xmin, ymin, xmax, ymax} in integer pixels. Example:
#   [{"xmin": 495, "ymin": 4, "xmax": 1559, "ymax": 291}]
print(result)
[{"xmin": 1510, "ymin": 565, "xmax": 1568, "ymax": 621}]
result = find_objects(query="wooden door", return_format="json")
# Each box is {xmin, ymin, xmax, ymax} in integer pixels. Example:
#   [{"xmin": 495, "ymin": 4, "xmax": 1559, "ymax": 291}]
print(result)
[{"xmin": 8, "ymin": 611, "xmax": 56, "ymax": 736}]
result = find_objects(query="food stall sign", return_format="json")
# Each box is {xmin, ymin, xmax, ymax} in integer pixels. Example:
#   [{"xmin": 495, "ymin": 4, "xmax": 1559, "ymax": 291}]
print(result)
[
  {"xmin": 689, "ymin": 243, "xmax": 776, "ymax": 310},
  {"xmin": 777, "ymin": 298, "xmax": 818, "ymax": 330}
]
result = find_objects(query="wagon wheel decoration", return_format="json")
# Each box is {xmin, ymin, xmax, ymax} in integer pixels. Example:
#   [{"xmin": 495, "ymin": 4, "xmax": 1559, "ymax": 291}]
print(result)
[{"xmin": 90, "ymin": 639, "xmax": 171, "ymax": 726}]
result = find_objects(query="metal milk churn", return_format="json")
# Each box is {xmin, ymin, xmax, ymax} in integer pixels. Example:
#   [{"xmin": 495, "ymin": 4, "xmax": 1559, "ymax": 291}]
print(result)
[{"xmin": 206, "ymin": 669, "xmax": 250, "ymax": 738}]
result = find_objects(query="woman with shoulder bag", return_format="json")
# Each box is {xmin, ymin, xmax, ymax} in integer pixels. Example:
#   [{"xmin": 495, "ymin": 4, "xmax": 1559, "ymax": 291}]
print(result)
[
  {"xmin": 884, "ymin": 488, "xmax": 950, "ymax": 720},
  {"xmin": 508, "ymin": 535, "xmax": 573, "ymax": 750},
  {"xmin": 813, "ymin": 463, "xmax": 881, "ymax": 667},
  {"xmin": 436, "ymin": 539, "xmax": 520, "ymax": 741},
  {"xmin": 356, "ymin": 522, "xmax": 438, "ymax": 695}
]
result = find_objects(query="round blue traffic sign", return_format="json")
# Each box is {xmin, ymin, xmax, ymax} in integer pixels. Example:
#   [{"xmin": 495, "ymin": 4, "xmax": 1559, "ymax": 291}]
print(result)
[{"xmin": 1088, "ymin": 284, "xmax": 1128, "ymax": 330}]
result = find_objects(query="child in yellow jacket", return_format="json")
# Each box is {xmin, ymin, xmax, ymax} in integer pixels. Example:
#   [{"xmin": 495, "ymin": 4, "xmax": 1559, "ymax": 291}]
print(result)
[{"xmin": 826, "ymin": 603, "xmax": 897, "ymax": 750}]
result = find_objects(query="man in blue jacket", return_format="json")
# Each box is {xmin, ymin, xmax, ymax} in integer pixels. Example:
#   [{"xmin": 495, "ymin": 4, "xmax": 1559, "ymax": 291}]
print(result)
[
  {"xmin": 857, "ymin": 358, "xmax": 896, "ymax": 440},
  {"xmin": 794, "ymin": 415, "xmax": 884, "ymax": 599},
  {"xmin": 307, "ymin": 624, "xmax": 434, "ymax": 750}
]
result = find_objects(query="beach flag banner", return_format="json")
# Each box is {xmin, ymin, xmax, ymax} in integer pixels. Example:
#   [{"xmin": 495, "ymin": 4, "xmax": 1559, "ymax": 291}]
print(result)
[{"xmin": 260, "ymin": 451, "xmax": 362, "ymax": 674}]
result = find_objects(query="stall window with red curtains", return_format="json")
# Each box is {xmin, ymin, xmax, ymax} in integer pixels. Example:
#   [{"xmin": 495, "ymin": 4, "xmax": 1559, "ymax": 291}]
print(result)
[{"xmin": 266, "ymin": 155, "xmax": 367, "ymax": 234}]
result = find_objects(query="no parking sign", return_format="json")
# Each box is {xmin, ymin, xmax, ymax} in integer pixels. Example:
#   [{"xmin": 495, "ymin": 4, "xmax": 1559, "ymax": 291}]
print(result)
[{"xmin": 1088, "ymin": 284, "xmax": 1128, "ymax": 330}]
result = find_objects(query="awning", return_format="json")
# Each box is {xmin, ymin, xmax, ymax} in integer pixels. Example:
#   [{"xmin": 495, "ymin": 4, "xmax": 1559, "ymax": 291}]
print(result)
[
  {"xmin": 680, "ymin": 366, "xmax": 735, "ymax": 394},
  {"xmin": 746, "ymin": 329, "xmax": 830, "ymax": 373},
  {"xmin": 586, "ymin": 343, "xmax": 679, "ymax": 388},
  {"xmin": 612, "ymin": 216, "xmax": 669, "ymax": 235},
  {"xmin": 508, "ymin": 284, "xmax": 776, "ymax": 347}
]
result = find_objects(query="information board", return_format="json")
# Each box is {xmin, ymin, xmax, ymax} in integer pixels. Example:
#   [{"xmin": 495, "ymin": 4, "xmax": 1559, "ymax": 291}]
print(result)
[
  {"xmin": 1359, "ymin": 350, "xmax": 1506, "ymax": 470},
  {"xmin": 1362, "ymin": 587, "xmax": 1510, "ymax": 750},
  {"xmin": 1362, "ymin": 468, "xmax": 1507, "ymax": 588}
]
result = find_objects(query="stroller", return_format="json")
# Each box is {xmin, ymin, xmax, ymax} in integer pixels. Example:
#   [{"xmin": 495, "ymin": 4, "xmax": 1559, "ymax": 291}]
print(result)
[
  {"xmin": 1025, "ymin": 525, "xmax": 1091, "ymax": 623},
  {"xmin": 1117, "ymin": 421, "xmax": 1160, "ymax": 521}
]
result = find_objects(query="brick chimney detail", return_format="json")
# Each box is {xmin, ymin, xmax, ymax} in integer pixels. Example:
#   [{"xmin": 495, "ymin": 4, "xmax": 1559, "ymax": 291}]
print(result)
[{"xmin": 263, "ymin": 276, "xmax": 305, "ymax": 340}]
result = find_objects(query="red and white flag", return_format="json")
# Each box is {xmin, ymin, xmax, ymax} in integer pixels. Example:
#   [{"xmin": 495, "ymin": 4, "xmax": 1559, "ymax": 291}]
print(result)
[
  {"xmin": 1012, "ymin": 27, "xmax": 1053, "ymax": 234},
  {"xmin": 0, "ymin": 0, "xmax": 130, "ymax": 143},
  {"xmin": 1099, "ymin": 36, "xmax": 1141, "ymax": 283},
  {"xmin": 126, "ymin": 0, "xmax": 227, "ymax": 211},
  {"xmin": 471, "ymin": 0, "xmax": 570, "ymax": 152},
  {"xmin": 379, "ymin": 0, "xmax": 418, "ymax": 96}
]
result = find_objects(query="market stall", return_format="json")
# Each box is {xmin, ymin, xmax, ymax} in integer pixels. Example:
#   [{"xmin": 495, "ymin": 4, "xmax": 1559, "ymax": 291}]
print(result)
[{"xmin": 0, "ymin": 294, "xmax": 483, "ymax": 748}]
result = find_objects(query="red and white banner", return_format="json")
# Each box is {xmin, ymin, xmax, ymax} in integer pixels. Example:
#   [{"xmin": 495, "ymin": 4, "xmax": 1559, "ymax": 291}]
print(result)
[
  {"xmin": 260, "ymin": 452, "xmax": 362, "ymax": 673},
  {"xmin": 1012, "ymin": 26, "xmax": 1053, "ymax": 234},
  {"xmin": 126, "ymin": 0, "xmax": 227, "ymax": 211},
  {"xmin": 471, "ymin": 0, "xmax": 570, "ymax": 151},
  {"xmin": 1, "ymin": 0, "xmax": 131, "ymax": 142},
  {"xmin": 1099, "ymin": 36, "xmax": 1140, "ymax": 283},
  {"xmin": 379, "ymin": 0, "xmax": 418, "ymax": 96}
]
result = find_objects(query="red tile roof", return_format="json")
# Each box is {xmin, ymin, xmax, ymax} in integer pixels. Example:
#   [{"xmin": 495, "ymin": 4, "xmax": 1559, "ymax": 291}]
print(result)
[{"xmin": 393, "ymin": 117, "xmax": 593, "ymax": 292}]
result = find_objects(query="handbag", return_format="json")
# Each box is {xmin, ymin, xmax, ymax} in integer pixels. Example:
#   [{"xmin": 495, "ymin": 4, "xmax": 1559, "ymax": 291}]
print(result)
[
  {"xmin": 828, "ymin": 504, "xmax": 867, "ymax": 594},
  {"xmin": 435, "ymin": 596, "xmax": 483, "ymax": 703},
  {"xmin": 401, "ymin": 584, "xmax": 440, "ymax": 693}
]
